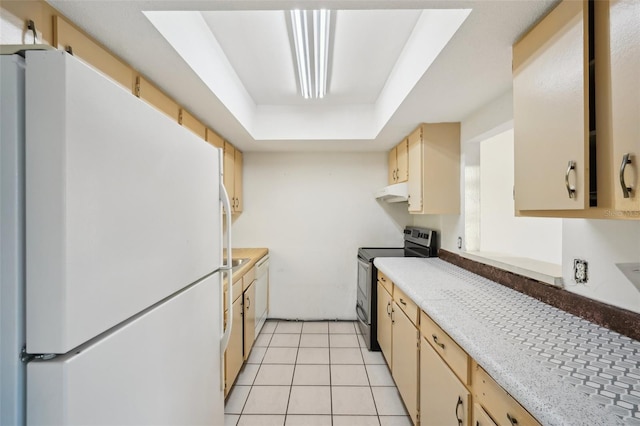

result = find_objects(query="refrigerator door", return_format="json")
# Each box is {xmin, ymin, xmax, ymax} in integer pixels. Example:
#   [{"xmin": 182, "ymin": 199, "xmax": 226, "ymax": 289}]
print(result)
[
  {"xmin": 25, "ymin": 51, "xmax": 222, "ymax": 354},
  {"xmin": 27, "ymin": 272, "xmax": 222, "ymax": 426},
  {"xmin": 0, "ymin": 54, "xmax": 26, "ymax": 426}
]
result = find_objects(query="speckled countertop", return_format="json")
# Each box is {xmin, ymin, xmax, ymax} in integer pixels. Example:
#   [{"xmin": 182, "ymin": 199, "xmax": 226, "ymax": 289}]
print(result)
[{"xmin": 374, "ymin": 257, "xmax": 640, "ymax": 426}]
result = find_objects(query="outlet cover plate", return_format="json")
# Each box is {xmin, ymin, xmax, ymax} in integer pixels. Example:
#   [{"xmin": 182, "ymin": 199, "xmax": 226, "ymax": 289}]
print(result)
[{"xmin": 574, "ymin": 259, "xmax": 588, "ymax": 284}]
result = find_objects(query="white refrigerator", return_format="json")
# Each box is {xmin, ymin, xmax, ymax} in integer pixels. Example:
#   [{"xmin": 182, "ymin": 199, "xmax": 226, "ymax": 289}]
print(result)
[{"xmin": 1, "ymin": 50, "xmax": 232, "ymax": 425}]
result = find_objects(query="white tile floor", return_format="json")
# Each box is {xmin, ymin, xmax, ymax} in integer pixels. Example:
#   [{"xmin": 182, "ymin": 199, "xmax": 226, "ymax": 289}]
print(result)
[{"xmin": 225, "ymin": 320, "xmax": 412, "ymax": 426}]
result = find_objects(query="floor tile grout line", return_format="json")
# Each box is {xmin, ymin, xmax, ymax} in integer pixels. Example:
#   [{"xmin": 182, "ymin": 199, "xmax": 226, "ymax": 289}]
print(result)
[{"xmin": 227, "ymin": 321, "xmax": 409, "ymax": 425}]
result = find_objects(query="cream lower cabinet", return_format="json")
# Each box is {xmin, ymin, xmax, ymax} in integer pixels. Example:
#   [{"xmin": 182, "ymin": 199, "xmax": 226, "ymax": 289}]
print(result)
[
  {"xmin": 377, "ymin": 282, "xmax": 393, "ymax": 366},
  {"xmin": 421, "ymin": 337, "xmax": 470, "ymax": 426},
  {"xmin": 243, "ymin": 280, "xmax": 256, "ymax": 360},
  {"xmin": 472, "ymin": 363, "xmax": 540, "ymax": 426},
  {"xmin": 224, "ymin": 295, "xmax": 243, "ymax": 397},
  {"xmin": 473, "ymin": 403, "xmax": 498, "ymax": 426},
  {"xmin": 377, "ymin": 274, "xmax": 541, "ymax": 426},
  {"xmin": 392, "ymin": 303, "xmax": 419, "ymax": 425}
]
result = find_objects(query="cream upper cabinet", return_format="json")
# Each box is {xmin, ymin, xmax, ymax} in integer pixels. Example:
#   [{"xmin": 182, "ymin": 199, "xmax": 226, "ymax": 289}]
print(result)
[
  {"xmin": 513, "ymin": 0, "xmax": 590, "ymax": 211},
  {"xmin": 223, "ymin": 141, "xmax": 243, "ymax": 214},
  {"xmin": 377, "ymin": 282, "xmax": 393, "ymax": 366},
  {"xmin": 513, "ymin": 0, "xmax": 640, "ymax": 219},
  {"xmin": 604, "ymin": 0, "xmax": 640, "ymax": 212},
  {"xmin": 421, "ymin": 338, "xmax": 470, "ymax": 426},
  {"xmin": 407, "ymin": 123, "xmax": 460, "ymax": 214},
  {"xmin": 234, "ymin": 150, "xmax": 243, "ymax": 213},
  {"xmin": 392, "ymin": 302, "xmax": 419, "ymax": 425},
  {"xmin": 206, "ymin": 129, "xmax": 224, "ymax": 149},
  {"xmin": 388, "ymin": 139, "xmax": 409, "ymax": 184}
]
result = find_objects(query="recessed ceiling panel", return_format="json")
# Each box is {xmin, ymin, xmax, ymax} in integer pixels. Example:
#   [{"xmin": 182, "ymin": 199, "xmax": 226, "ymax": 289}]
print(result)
[
  {"xmin": 145, "ymin": 7, "xmax": 470, "ymax": 141},
  {"xmin": 202, "ymin": 11, "xmax": 297, "ymax": 105},
  {"xmin": 330, "ymin": 10, "xmax": 421, "ymax": 104}
]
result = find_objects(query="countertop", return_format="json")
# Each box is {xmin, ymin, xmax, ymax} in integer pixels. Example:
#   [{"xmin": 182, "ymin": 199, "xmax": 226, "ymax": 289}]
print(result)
[
  {"xmin": 374, "ymin": 257, "xmax": 640, "ymax": 426},
  {"xmin": 229, "ymin": 248, "xmax": 269, "ymax": 283}
]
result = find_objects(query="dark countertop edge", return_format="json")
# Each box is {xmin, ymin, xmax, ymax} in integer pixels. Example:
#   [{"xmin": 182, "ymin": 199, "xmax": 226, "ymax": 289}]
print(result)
[{"xmin": 439, "ymin": 249, "xmax": 640, "ymax": 341}]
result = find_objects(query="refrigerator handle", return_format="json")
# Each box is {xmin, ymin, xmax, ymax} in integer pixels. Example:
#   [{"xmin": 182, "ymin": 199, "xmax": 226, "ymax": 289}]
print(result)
[{"xmin": 220, "ymin": 181, "xmax": 233, "ymax": 355}]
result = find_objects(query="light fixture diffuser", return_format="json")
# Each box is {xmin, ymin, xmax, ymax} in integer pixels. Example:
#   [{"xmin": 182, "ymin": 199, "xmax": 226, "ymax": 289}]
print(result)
[{"xmin": 290, "ymin": 9, "xmax": 331, "ymax": 99}]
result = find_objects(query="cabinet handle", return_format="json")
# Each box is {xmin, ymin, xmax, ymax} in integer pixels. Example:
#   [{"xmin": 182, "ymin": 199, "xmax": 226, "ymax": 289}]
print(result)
[
  {"xmin": 507, "ymin": 413, "xmax": 518, "ymax": 425},
  {"xmin": 399, "ymin": 298, "xmax": 407, "ymax": 306},
  {"xmin": 246, "ymin": 297, "xmax": 250, "ymax": 310},
  {"xmin": 386, "ymin": 301, "xmax": 391, "ymax": 316},
  {"xmin": 380, "ymin": 276, "xmax": 387, "ymax": 282},
  {"xmin": 391, "ymin": 307, "xmax": 395, "ymax": 324},
  {"xmin": 620, "ymin": 153, "xmax": 633, "ymax": 198},
  {"xmin": 455, "ymin": 396, "xmax": 463, "ymax": 426},
  {"xmin": 432, "ymin": 334, "xmax": 445, "ymax": 349},
  {"xmin": 565, "ymin": 161, "xmax": 576, "ymax": 199}
]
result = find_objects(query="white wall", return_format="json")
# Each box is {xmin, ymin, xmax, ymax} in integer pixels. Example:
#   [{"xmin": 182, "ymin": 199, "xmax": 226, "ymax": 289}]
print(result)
[
  {"xmin": 414, "ymin": 89, "xmax": 640, "ymax": 314},
  {"xmin": 232, "ymin": 152, "xmax": 410, "ymax": 320},
  {"xmin": 562, "ymin": 220, "xmax": 640, "ymax": 313},
  {"xmin": 479, "ymin": 129, "xmax": 562, "ymax": 264}
]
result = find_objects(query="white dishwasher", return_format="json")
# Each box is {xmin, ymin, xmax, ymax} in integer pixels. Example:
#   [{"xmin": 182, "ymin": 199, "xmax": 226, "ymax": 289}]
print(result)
[{"xmin": 254, "ymin": 255, "xmax": 269, "ymax": 336}]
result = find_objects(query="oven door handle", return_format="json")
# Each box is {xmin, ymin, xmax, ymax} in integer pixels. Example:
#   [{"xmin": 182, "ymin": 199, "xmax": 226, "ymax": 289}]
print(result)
[{"xmin": 355, "ymin": 302, "xmax": 368, "ymax": 323}]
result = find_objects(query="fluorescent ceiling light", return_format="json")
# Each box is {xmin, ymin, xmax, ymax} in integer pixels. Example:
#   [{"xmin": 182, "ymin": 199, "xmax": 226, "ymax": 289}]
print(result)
[
  {"xmin": 144, "ymin": 9, "xmax": 471, "ymax": 140},
  {"xmin": 290, "ymin": 9, "xmax": 331, "ymax": 99}
]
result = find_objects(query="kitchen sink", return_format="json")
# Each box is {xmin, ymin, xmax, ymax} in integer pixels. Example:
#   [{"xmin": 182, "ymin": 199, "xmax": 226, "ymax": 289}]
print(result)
[{"xmin": 230, "ymin": 257, "xmax": 250, "ymax": 269}]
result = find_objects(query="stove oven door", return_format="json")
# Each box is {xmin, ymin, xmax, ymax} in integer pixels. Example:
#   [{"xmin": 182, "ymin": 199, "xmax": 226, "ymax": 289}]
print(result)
[{"xmin": 357, "ymin": 257, "xmax": 372, "ymax": 322}]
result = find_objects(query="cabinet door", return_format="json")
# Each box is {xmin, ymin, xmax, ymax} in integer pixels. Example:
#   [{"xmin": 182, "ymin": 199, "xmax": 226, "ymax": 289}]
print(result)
[
  {"xmin": 608, "ymin": 0, "xmax": 640, "ymax": 211},
  {"xmin": 388, "ymin": 146, "xmax": 398, "ymax": 184},
  {"xmin": 234, "ymin": 149, "xmax": 243, "ymax": 213},
  {"xmin": 135, "ymin": 75, "xmax": 180, "ymax": 122},
  {"xmin": 206, "ymin": 129, "xmax": 224, "ymax": 149},
  {"xmin": 223, "ymin": 141, "xmax": 235, "ymax": 211},
  {"xmin": 513, "ymin": 0, "xmax": 589, "ymax": 211},
  {"xmin": 408, "ymin": 128, "xmax": 422, "ymax": 213},
  {"xmin": 392, "ymin": 303, "xmax": 419, "ymax": 425},
  {"xmin": 396, "ymin": 139, "xmax": 409, "ymax": 183},
  {"xmin": 243, "ymin": 281, "xmax": 256, "ymax": 360},
  {"xmin": 377, "ymin": 282, "xmax": 393, "ymax": 367},
  {"xmin": 179, "ymin": 109, "xmax": 206, "ymax": 140},
  {"xmin": 421, "ymin": 338, "xmax": 470, "ymax": 426},
  {"xmin": 224, "ymin": 296, "xmax": 243, "ymax": 396},
  {"xmin": 472, "ymin": 364, "xmax": 540, "ymax": 426},
  {"xmin": 54, "ymin": 16, "xmax": 134, "ymax": 92},
  {"xmin": 473, "ymin": 403, "xmax": 498, "ymax": 426}
]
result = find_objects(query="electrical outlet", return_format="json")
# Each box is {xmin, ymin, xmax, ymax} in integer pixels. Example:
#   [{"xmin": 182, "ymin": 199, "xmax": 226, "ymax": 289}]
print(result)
[{"xmin": 574, "ymin": 259, "xmax": 588, "ymax": 283}]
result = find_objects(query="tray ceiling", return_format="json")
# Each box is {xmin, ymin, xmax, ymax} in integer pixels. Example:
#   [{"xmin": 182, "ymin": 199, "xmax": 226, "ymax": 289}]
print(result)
[{"xmin": 46, "ymin": 0, "xmax": 559, "ymax": 151}]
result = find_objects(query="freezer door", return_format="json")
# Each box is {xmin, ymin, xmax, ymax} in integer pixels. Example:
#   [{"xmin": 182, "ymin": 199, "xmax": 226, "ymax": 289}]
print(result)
[
  {"xmin": 27, "ymin": 273, "xmax": 223, "ymax": 426},
  {"xmin": 25, "ymin": 51, "xmax": 222, "ymax": 354}
]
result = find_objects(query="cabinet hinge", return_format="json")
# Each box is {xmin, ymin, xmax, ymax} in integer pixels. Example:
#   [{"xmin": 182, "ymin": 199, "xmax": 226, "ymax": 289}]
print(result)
[
  {"xmin": 134, "ymin": 76, "xmax": 141, "ymax": 97},
  {"xmin": 20, "ymin": 345, "xmax": 56, "ymax": 363},
  {"xmin": 65, "ymin": 45, "xmax": 74, "ymax": 56},
  {"xmin": 178, "ymin": 109, "xmax": 183, "ymax": 124}
]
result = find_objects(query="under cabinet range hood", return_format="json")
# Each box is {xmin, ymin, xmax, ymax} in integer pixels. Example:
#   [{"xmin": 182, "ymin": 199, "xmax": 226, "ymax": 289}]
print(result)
[{"xmin": 375, "ymin": 182, "xmax": 408, "ymax": 202}]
